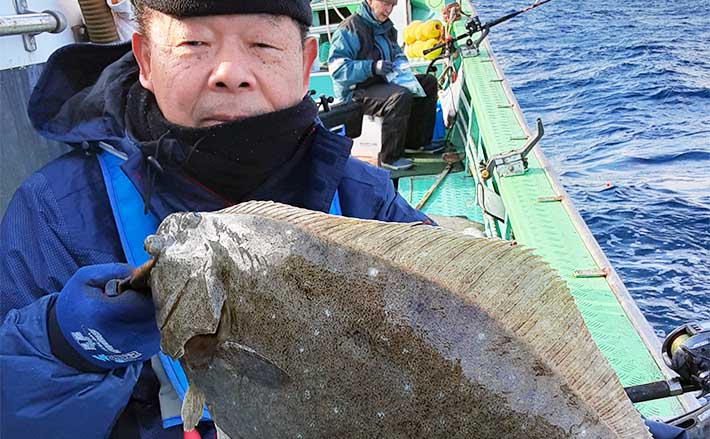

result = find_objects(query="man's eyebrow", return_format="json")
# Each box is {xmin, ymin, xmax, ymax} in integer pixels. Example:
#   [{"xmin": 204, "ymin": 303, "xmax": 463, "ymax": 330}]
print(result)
[{"xmin": 263, "ymin": 14, "xmax": 287, "ymax": 30}]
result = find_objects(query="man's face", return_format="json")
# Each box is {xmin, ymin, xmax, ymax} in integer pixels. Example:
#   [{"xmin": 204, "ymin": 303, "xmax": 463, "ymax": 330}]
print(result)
[
  {"xmin": 132, "ymin": 12, "xmax": 318, "ymax": 128},
  {"xmin": 368, "ymin": 0, "xmax": 397, "ymax": 23}
]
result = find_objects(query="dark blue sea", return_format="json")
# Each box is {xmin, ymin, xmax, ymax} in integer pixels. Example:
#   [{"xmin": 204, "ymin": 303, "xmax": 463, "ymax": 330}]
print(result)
[{"xmin": 480, "ymin": 0, "xmax": 709, "ymax": 337}]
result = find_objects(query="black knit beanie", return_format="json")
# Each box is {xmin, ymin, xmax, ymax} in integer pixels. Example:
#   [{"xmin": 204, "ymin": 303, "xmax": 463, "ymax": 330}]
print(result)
[{"xmin": 136, "ymin": 0, "xmax": 313, "ymax": 26}]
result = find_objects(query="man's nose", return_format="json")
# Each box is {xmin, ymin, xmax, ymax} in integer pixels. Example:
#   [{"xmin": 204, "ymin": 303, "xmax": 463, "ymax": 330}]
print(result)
[{"xmin": 207, "ymin": 58, "xmax": 255, "ymax": 92}]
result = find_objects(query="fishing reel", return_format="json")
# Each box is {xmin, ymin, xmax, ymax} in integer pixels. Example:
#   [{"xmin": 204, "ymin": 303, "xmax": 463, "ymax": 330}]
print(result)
[
  {"xmin": 461, "ymin": 15, "xmax": 490, "ymax": 56},
  {"xmin": 625, "ymin": 320, "xmax": 710, "ymax": 404},
  {"xmin": 309, "ymin": 90, "xmax": 335, "ymax": 113},
  {"xmin": 422, "ymin": 13, "xmax": 489, "ymax": 63},
  {"xmin": 464, "ymin": 14, "xmax": 482, "ymax": 34},
  {"xmin": 626, "ymin": 321, "xmax": 710, "ymax": 435},
  {"xmin": 662, "ymin": 321, "xmax": 710, "ymax": 398}
]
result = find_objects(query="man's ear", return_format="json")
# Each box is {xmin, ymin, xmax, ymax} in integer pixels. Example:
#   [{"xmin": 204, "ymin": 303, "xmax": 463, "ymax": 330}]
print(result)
[
  {"xmin": 132, "ymin": 32, "xmax": 154, "ymax": 92},
  {"xmin": 301, "ymin": 37, "xmax": 318, "ymax": 93}
]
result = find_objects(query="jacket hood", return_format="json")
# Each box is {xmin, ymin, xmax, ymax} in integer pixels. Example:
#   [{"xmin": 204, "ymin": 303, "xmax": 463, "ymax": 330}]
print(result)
[
  {"xmin": 28, "ymin": 42, "xmax": 137, "ymax": 148},
  {"xmin": 357, "ymin": 2, "xmax": 395, "ymax": 35}
]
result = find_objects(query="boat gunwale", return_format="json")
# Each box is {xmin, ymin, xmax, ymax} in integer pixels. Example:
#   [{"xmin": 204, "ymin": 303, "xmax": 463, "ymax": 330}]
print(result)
[{"xmin": 475, "ymin": 35, "xmax": 700, "ymax": 413}]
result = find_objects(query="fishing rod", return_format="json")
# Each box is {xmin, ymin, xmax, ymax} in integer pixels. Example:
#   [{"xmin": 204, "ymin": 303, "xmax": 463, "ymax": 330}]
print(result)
[
  {"xmin": 423, "ymin": 0, "xmax": 554, "ymax": 58},
  {"xmin": 622, "ymin": 320, "xmax": 710, "ymax": 433},
  {"xmin": 482, "ymin": 0, "xmax": 554, "ymax": 29},
  {"xmin": 624, "ymin": 320, "xmax": 710, "ymax": 404}
]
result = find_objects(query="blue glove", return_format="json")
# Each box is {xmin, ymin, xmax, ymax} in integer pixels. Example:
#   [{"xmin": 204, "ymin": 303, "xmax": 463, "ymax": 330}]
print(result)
[
  {"xmin": 54, "ymin": 263, "xmax": 160, "ymax": 369},
  {"xmin": 644, "ymin": 419, "xmax": 688, "ymax": 439},
  {"xmin": 372, "ymin": 60, "xmax": 395, "ymax": 76}
]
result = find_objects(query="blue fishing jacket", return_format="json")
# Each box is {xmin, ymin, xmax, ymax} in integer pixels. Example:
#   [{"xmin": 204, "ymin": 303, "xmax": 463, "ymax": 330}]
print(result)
[
  {"xmin": 328, "ymin": 2, "xmax": 407, "ymax": 102},
  {"xmin": 0, "ymin": 42, "xmax": 430, "ymax": 439}
]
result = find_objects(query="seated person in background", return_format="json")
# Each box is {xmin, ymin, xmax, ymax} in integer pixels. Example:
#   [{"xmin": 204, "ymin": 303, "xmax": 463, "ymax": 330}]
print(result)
[{"xmin": 328, "ymin": 0, "xmax": 442, "ymax": 171}]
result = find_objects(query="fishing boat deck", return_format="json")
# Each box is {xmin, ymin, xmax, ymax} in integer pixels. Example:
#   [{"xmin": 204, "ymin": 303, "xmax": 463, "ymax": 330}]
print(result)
[{"xmin": 398, "ymin": 170, "xmax": 482, "ymax": 222}]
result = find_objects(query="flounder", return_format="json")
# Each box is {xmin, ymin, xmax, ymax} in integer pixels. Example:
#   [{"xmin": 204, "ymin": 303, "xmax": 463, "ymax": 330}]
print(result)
[{"xmin": 145, "ymin": 201, "xmax": 650, "ymax": 438}]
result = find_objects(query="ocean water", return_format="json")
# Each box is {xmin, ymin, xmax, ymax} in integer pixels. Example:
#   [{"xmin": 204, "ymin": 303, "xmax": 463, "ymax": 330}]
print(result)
[{"xmin": 479, "ymin": 0, "xmax": 709, "ymax": 337}]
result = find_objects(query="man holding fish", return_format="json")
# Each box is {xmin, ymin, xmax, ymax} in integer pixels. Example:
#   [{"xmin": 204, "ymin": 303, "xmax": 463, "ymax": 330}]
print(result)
[{"xmin": 0, "ymin": 1, "xmax": 687, "ymax": 438}]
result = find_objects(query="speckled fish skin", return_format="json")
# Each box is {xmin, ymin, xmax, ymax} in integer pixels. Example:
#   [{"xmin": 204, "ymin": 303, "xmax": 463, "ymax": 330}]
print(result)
[{"xmin": 146, "ymin": 201, "xmax": 650, "ymax": 439}]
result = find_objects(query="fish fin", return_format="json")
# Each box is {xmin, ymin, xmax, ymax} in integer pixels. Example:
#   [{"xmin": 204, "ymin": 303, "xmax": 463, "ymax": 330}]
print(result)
[
  {"xmin": 218, "ymin": 340, "xmax": 291, "ymax": 389},
  {"xmin": 216, "ymin": 301, "xmax": 291, "ymax": 388},
  {"xmin": 181, "ymin": 385, "xmax": 206, "ymax": 432},
  {"xmin": 216, "ymin": 425, "xmax": 231, "ymax": 439}
]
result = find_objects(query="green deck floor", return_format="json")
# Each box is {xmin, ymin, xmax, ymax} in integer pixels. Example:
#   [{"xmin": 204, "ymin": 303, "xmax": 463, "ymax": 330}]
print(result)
[
  {"xmin": 398, "ymin": 171, "xmax": 483, "ymax": 223},
  {"xmin": 389, "ymin": 155, "xmax": 464, "ymax": 180}
]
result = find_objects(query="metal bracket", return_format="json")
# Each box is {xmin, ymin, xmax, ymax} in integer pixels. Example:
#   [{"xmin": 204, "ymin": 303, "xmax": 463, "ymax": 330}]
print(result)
[
  {"xmin": 536, "ymin": 195, "xmax": 564, "ymax": 203},
  {"xmin": 481, "ymin": 118, "xmax": 544, "ymax": 179},
  {"xmin": 573, "ymin": 268, "xmax": 610, "ymax": 278},
  {"xmin": 668, "ymin": 401, "xmax": 710, "ymax": 430},
  {"xmin": 458, "ymin": 44, "xmax": 478, "ymax": 58},
  {"xmin": 667, "ymin": 377, "xmax": 684, "ymax": 396},
  {"xmin": 13, "ymin": 0, "xmax": 36, "ymax": 52},
  {"xmin": 476, "ymin": 183, "xmax": 506, "ymax": 222}
]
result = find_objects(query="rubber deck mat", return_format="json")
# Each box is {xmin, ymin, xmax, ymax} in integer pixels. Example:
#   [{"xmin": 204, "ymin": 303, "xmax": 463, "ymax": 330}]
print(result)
[{"xmin": 398, "ymin": 171, "xmax": 484, "ymax": 223}]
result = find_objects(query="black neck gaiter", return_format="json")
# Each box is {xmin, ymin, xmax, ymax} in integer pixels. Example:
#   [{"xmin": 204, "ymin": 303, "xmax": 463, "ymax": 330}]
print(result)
[{"xmin": 126, "ymin": 83, "xmax": 318, "ymax": 203}]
